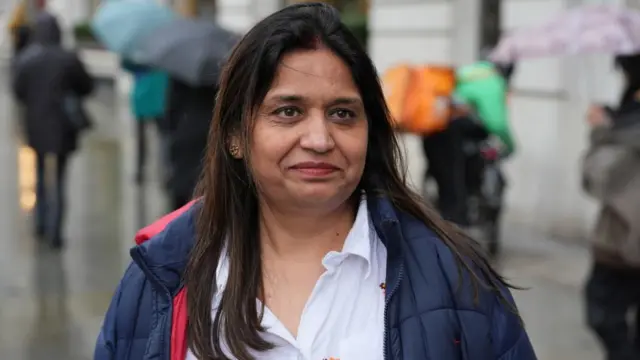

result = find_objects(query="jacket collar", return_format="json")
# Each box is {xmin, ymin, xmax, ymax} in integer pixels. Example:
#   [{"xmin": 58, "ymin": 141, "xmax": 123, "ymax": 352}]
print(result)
[{"xmin": 130, "ymin": 195, "xmax": 404, "ymax": 294}]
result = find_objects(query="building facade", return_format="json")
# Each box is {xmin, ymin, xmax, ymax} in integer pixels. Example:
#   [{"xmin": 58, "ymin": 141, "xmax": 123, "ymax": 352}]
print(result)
[{"xmin": 368, "ymin": 0, "xmax": 638, "ymax": 240}]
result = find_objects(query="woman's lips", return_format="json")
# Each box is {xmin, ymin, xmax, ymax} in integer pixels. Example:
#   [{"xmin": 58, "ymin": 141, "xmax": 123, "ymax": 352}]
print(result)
[{"xmin": 290, "ymin": 162, "xmax": 339, "ymax": 177}]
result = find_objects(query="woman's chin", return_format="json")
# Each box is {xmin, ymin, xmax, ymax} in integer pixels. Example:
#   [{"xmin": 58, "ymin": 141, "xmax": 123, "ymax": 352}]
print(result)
[{"xmin": 288, "ymin": 184, "xmax": 353, "ymax": 208}]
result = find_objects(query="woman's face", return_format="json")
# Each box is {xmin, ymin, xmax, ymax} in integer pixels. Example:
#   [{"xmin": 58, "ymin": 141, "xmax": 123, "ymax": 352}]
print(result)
[{"xmin": 248, "ymin": 47, "xmax": 368, "ymax": 212}]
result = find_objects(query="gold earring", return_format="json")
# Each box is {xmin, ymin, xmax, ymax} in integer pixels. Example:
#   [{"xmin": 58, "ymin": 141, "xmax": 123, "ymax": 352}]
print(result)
[{"xmin": 229, "ymin": 144, "xmax": 240, "ymax": 158}]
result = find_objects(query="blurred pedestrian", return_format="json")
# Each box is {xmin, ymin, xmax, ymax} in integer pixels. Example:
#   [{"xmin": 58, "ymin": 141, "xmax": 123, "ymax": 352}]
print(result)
[
  {"xmin": 95, "ymin": 3, "xmax": 535, "ymax": 359},
  {"xmin": 583, "ymin": 53, "xmax": 640, "ymax": 360},
  {"xmin": 121, "ymin": 60, "xmax": 169, "ymax": 185},
  {"xmin": 422, "ymin": 61, "xmax": 515, "ymax": 227},
  {"xmin": 8, "ymin": 12, "xmax": 31, "ymax": 138},
  {"xmin": 12, "ymin": 12, "xmax": 94, "ymax": 248},
  {"xmin": 164, "ymin": 77, "xmax": 217, "ymax": 210},
  {"xmin": 7, "ymin": 0, "xmax": 28, "ymax": 54}
]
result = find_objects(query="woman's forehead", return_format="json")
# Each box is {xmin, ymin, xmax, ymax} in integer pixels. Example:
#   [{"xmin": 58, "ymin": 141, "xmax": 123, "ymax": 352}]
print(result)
[
  {"xmin": 264, "ymin": 48, "xmax": 360, "ymax": 101},
  {"xmin": 277, "ymin": 49, "xmax": 351, "ymax": 81}
]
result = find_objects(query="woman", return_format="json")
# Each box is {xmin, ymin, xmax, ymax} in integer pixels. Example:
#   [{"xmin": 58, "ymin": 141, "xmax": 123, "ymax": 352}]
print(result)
[
  {"xmin": 583, "ymin": 54, "xmax": 640, "ymax": 360},
  {"xmin": 95, "ymin": 3, "xmax": 535, "ymax": 359}
]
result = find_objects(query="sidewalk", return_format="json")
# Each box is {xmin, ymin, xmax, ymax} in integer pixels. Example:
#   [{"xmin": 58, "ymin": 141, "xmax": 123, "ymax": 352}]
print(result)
[{"xmin": 500, "ymin": 223, "xmax": 602, "ymax": 360}]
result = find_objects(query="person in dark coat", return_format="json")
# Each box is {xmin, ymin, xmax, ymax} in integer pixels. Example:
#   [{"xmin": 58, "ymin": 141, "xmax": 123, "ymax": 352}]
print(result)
[
  {"xmin": 583, "ymin": 53, "xmax": 640, "ymax": 360},
  {"xmin": 12, "ymin": 12, "xmax": 94, "ymax": 248},
  {"xmin": 165, "ymin": 78, "xmax": 217, "ymax": 210}
]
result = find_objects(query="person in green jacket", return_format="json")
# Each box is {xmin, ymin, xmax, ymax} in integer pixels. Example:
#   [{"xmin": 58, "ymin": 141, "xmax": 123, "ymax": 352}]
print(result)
[
  {"xmin": 454, "ymin": 61, "xmax": 516, "ymax": 156},
  {"xmin": 121, "ymin": 60, "xmax": 170, "ymax": 185}
]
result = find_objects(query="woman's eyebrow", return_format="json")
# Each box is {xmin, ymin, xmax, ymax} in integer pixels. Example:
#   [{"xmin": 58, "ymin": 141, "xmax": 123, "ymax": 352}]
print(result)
[
  {"xmin": 328, "ymin": 97, "xmax": 362, "ymax": 106},
  {"xmin": 275, "ymin": 95, "xmax": 304, "ymax": 102},
  {"xmin": 265, "ymin": 94, "xmax": 362, "ymax": 106}
]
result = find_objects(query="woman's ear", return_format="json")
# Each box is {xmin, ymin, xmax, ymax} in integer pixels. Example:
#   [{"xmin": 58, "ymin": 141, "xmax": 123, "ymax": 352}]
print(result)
[{"xmin": 228, "ymin": 136, "xmax": 243, "ymax": 159}]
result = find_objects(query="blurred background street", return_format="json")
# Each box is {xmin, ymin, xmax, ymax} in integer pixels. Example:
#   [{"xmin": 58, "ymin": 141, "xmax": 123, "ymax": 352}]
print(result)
[{"xmin": 5, "ymin": 0, "xmax": 640, "ymax": 358}]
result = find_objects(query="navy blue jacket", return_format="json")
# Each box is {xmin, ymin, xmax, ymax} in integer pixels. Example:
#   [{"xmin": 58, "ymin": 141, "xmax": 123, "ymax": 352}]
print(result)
[{"xmin": 95, "ymin": 197, "xmax": 536, "ymax": 359}]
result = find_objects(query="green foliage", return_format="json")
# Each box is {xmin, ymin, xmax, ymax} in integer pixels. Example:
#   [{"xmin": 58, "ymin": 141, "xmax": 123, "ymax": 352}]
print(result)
[
  {"xmin": 73, "ymin": 22, "xmax": 98, "ymax": 43},
  {"xmin": 340, "ymin": 3, "xmax": 368, "ymax": 49}
]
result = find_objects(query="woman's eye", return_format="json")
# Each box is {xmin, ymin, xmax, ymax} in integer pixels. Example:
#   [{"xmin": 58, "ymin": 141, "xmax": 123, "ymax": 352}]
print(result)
[
  {"xmin": 330, "ymin": 108, "xmax": 356, "ymax": 120},
  {"xmin": 275, "ymin": 107, "xmax": 301, "ymax": 118}
]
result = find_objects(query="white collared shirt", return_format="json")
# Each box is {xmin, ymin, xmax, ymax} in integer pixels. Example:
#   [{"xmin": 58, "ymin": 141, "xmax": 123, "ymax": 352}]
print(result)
[{"xmin": 186, "ymin": 198, "xmax": 387, "ymax": 360}]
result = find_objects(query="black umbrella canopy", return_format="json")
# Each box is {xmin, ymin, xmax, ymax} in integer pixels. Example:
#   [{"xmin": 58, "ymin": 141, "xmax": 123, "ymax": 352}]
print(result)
[{"xmin": 133, "ymin": 18, "xmax": 239, "ymax": 86}]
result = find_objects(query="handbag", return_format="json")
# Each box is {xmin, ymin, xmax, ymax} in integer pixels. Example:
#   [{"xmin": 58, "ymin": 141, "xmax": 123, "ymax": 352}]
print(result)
[{"xmin": 63, "ymin": 94, "xmax": 92, "ymax": 131}]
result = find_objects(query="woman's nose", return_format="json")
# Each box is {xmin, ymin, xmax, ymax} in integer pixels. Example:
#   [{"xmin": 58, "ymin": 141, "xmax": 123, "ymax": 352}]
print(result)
[{"xmin": 299, "ymin": 111, "xmax": 335, "ymax": 154}]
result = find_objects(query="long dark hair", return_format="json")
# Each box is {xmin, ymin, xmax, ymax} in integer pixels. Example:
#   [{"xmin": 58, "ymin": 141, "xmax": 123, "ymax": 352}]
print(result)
[{"xmin": 185, "ymin": 3, "xmax": 515, "ymax": 359}]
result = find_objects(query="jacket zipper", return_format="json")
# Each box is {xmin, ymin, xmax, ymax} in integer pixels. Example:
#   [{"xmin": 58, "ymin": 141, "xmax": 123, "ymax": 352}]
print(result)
[{"xmin": 383, "ymin": 263, "xmax": 404, "ymax": 360}]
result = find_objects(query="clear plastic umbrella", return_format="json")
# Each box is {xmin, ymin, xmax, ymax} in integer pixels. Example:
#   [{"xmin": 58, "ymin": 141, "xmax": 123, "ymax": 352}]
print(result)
[
  {"xmin": 490, "ymin": 5, "xmax": 640, "ymax": 64},
  {"xmin": 91, "ymin": 0, "xmax": 175, "ymax": 57}
]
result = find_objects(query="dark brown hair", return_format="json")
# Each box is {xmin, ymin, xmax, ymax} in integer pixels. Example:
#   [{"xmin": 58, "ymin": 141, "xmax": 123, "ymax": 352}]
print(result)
[{"xmin": 185, "ymin": 3, "xmax": 515, "ymax": 359}]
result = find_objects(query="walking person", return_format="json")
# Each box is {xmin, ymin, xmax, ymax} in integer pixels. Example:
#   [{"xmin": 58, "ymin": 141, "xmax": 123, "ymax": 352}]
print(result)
[
  {"xmin": 7, "ymin": 0, "xmax": 29, "ymax": 55},
  {"xmin": 583, "ymin": 54, "xmax": 640, "ymax": 360},
  {"xmin": 421, "ymin": 61, "xmax": 515, "ymax": 227},
  {"xmin": 12, "ymin": 12, "xmax": 94, "ymax": 248},
  {"xmin": 95, "ymin": 3, "xmax": 535, "ymax": 359},
  {"xmin": 164, "ymin": 77, "xmax": 217, "ymax": 210},
  {"xmin": 121, "ymin": 60, "xmax": 169, "ymax": 185}
]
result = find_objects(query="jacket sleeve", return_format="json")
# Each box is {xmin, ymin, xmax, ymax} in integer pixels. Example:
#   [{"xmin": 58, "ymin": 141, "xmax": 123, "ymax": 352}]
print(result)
[
  {"xmin": 491, "ymin": 289, "xmax": 537, "ymax": 360},
  {"xmin": 581, "ymin": 126, "xmax": 633, "ymax": 202},
  {"xmin": 11, "ymin": 61, "xmax": 27, "ymax": 102},
  {"xmin": 68, "ymin": 54, "xmax": 94, "ymax": 98},
  {"xmin": 121, "ymin": 59, "xmax": 151, "ymax": 74},
  {"xmin": 94, "ymin": 263, "xmax": 142, "ymax": 360}
]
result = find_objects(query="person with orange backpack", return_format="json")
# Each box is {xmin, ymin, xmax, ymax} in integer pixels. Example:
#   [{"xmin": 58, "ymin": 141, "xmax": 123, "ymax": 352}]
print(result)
[
  {"xmin": 382, "ymin": 64, "xmax": 482, "ymax": 225},
  {"xmin": 382, "ymin": 61, "xmax": 515, "ymax": 230}
]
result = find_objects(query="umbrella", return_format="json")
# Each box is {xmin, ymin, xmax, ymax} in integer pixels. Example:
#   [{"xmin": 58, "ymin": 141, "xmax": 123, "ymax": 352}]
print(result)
[
  {"xmin": 489, "ymin": 5, "xmax": 640, "ymax": 64},
  {"xmin": 132, "ymin": 18, "xmax": 239, "ymax": 86},
  {"xmin": 91, "ymin": 0, "xmax": 175, "ymax": 57}
]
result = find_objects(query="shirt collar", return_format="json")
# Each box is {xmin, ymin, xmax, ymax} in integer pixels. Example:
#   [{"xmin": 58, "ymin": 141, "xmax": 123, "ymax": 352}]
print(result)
[
  {"xmin": 335, "ymin": 196, "xmax": 374, "ymax": 278},
  {"xmin": 215, "ymin": 196, "xmax": 376, "ymax": 294}
]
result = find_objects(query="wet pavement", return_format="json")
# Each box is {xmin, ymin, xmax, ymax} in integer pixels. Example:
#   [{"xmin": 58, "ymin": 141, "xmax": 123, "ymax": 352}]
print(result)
[{"xmin": 0, "ymin": 64, "xmax": 603, "ymax": 359}]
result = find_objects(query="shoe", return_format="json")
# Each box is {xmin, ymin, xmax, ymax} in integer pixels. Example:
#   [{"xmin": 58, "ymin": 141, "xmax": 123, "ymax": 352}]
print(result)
[
  {"xmin": 34, "ymin": 226, "xmax": 45, "ymax": 239},
  {"xmin": 134, "ymin": 172, "xmax": 144, "ymax": 186},
  {"xmin": 49, "ymin": 237, "xmax": 64, "ymax": 250}
]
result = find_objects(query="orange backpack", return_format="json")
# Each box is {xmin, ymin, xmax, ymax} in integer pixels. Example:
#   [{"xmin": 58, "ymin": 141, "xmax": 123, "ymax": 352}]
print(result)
[{"xmin": 382, "ymin": 64, "xmax": 455, "ymax": 135}]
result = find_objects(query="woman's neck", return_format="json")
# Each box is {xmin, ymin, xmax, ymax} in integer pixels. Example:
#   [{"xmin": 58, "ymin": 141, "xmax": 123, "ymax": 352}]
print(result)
[{"xmin": 258, "ymin": 199, "xmax": 357, "ymax": 261}]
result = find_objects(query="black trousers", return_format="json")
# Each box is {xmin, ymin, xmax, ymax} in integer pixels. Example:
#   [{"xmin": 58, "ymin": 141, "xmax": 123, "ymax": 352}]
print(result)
[
  {"xmin": 422, "ymin": 127, "xmax": 468, "ymax": 225},
  {"xmin": 170, "ymin": 194, "xmax": 190, "ymax": 212},
  {"xmin": 34, "ymin": 152, "xmax": 69, "ymax": 244},
  {"xmin": 422, "ymin": 116, "xmax": 488, "ymax": 226},
  {"xmin": 585, "ymin": 263, "xmax": 640, "ymax": 360},
  {"xmin": 135, "ymin": 117, "xmax": 168, "ymax": 184}
]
